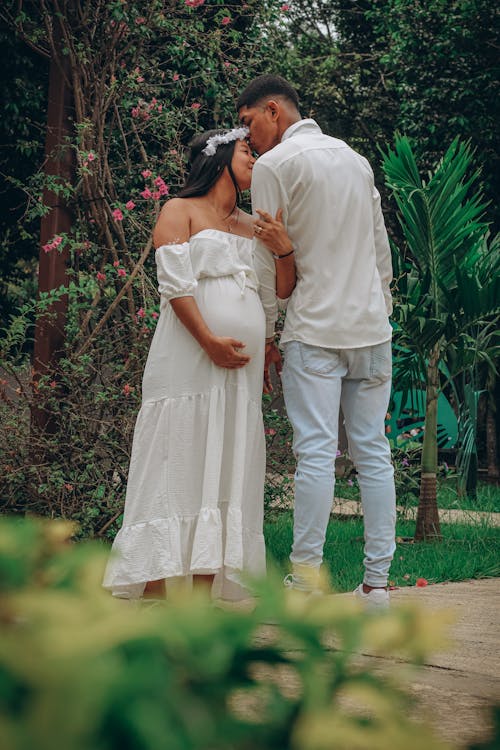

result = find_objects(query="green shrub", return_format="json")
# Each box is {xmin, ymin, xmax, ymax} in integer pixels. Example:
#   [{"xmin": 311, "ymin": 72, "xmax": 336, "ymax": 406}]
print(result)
[{"xmin": 0, "ymin": 516, "xmax": 454, "ymax": 750}]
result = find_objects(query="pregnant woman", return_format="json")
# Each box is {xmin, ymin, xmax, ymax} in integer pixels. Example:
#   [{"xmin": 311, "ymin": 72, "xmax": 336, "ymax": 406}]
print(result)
[{"xmin": 103, "ymin": 127, "xmax": 295, "ymax": 601}]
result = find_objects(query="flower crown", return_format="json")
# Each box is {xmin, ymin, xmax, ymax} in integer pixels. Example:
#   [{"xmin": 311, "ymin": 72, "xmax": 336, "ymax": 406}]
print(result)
[{"xmin": 202, "ymin": 126, "xmax": 249, "ymax": 157}]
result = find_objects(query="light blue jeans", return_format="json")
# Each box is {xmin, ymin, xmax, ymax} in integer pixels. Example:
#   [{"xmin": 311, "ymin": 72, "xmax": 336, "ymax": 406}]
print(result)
[{"xmin": 281, "ymin": 340, "xmax": 396, "ymax": 587}]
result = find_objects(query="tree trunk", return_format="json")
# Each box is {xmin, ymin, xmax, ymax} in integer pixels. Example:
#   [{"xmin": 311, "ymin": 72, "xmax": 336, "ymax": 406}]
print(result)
[
  {"xmin": 31, "ymin": 22, "xmax": 74, "ymax": 435},
  {"xmin": 486, "ymin": 376, "xmax": 499, "ymax": 481},
  {"xmin": 415, "ymin": 346, "xmax": 442, "ymax": 540}
]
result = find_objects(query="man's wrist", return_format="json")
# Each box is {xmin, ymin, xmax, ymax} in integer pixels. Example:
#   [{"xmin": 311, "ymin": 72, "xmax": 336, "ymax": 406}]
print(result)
[{"xmin": 272, "ymin": 247, "xmax": 294, "ymax": 260}]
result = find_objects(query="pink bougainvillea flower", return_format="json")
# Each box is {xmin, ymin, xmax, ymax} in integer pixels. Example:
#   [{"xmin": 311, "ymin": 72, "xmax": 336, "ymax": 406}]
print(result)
[
  {"xmin": 42, "ymin": 243, "xmax": 52, "ymax": 253},
  {"xmin": 416, "ymin": 578, "xmax": 428, "ymax": 587},
  {"xmin": 223, "ymin": 61, "xmax": 231, "ymax": 68},
  {"xmin": 137, "ymin": 76, "xmax": 145, "ymax": 83},
  {"xmin": 135, "ymin": 16, "xmax": 146, "ymax": 24},
  {"xmin": 117, "ymin": 268, "xmax": 127, "ymax": 277},
  {"xmin": 157, "ymin": 104, "xmax": 163, "ymax": 113},
  {"xmin": 122, "ymin": 383, "xmax": 132, "ymax": 396},
  {"xmin": 112, "ymin": 208, "xmax": 124, "ymax": 221},
  {"xmin": 154, "ymin": 176, "xmax": 164, "ymax": 187},
  {"xmin": 264, "ymin": 428, "xmax": 276, "ymax": 436},
  {"xmin": 152, "ymin": 191, "xmax": 161, "ymax": 201},
  {"xmin": 141, "ymin": 187, "xmax": 152, "ymax": 199},
  {"xmin": 131, "ymin": 107, "xmax": 140, "ymax": 118},
  {"xmin": 64, "ymin": 483, "xmax": 74, "ymax": 491},
  {"xmin": 87, "ymin": 152, "xmax": 96, "ymax": 162},
  {"xmin": 221, "ymin": 16, "xmax": 231, "ymax": 25},
  {"xmin": 125, "ymin": 200, "xmax": 136, "ymax": 210},
  {"xmin": 50, "ymin": 380, "xmax": 57, "ymax": 389},
  {"xmin": 159, "ymin": 184, "xmax": 169, "ymax": 195},
  {"xmin": 151, "ymin": 311, "xmax": 159, "ymax": 319},
  {"xmin": 142, "ymin": 169, "xmax": 152, "ymax": 178},
  {"xmin": 53, "ymin": 236, "xmax": 62, "ymax": 246},
  {"xmin": 137, "ymin": 307, "xmax": 146, "ymax": 318},
  {"xmin": 113, "ymin": 260, "xmax": 120, "ymax": 267},
  {"xmin": 173, "ymin": 73, "xmax": 180, "ymax": 81},
  {"xmin": 191, "ymin": 102, "xmax": 201, "ymax": 110},
  {"xmin": 96, "ymin": 271, "xmax": 106, "ymax": 281},
  {"xmin": 281, "ymin": 3, "xmax": 290, "ymax": 10},
  {"xmin": 185, "ymin": 0, "xmax": 205, "ymax": 6}
]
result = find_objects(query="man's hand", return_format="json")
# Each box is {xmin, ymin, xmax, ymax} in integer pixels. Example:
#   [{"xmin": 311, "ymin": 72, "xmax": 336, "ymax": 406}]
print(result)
[
  {"xmin": 263, "ymin": 341, "xmax": 282, "ymax": 393},
  {"xmin": 254, "ymin": 209, "xmax": 293, "ymax": 257},
  {"xmin": 204, "ymin": 336, "xmax": 250, "ymax": 369}
]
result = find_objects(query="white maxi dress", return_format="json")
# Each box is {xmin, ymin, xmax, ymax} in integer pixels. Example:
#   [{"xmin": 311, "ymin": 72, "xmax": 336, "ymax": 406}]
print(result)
[{"xmin": 103, "ymin": 229, "xmax": 267, "ymax": 600}]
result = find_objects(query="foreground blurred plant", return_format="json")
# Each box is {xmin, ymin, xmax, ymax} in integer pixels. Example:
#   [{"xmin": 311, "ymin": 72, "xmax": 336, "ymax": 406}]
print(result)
[{"xmin": 0, "ymin": 516, "xmax": 454, "ymax": 750}]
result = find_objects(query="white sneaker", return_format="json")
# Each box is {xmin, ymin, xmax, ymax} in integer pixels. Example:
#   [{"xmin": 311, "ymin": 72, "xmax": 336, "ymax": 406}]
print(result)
[{"xmin": 353, "ymin": 583, "xmax": 390, "ymax": 609}]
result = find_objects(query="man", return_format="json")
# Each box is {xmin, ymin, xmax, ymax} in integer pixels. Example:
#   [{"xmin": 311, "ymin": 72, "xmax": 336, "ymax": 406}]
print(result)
[{"xmin": 238, "ymin": 74, "xmax": 396, "ymax": 606}]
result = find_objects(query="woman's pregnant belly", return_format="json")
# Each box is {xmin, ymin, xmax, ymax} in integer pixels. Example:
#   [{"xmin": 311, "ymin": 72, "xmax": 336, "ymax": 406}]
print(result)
[
  {"xmin": 195, "ymin": 276, "xmax": 265, "ymax": 360},
  {"xmin": 141, "ymin": 275, "xmax": 265, "ymax": 403}
]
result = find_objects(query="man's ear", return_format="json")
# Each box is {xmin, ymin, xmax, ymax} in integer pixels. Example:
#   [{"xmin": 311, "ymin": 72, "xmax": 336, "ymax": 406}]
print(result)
[{"xmin": 266, "ymin": 99, "xmax": 280, "ymax": 121}]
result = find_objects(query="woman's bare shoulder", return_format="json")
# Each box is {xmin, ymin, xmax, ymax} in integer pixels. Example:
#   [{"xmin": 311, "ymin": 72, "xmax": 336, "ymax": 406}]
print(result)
[{"xmin": 153, "ymin": 198, "xmax": 192, "ymax": 247}]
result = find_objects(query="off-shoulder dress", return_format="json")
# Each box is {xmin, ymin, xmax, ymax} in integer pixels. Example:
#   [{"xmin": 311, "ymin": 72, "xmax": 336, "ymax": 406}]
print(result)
[{"xmin": 103, "ymin": 229, "xmax": 267, "ymax": 600}]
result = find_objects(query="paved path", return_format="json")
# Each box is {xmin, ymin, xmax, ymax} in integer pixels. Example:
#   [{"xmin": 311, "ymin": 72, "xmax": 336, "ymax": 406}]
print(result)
[
  {"xmin": 331, "ymin": 498, "xmax": 500, "ymax": 527},
  {"xmin": 265, "ymin": 477, "xmax": 500, "ymax": 527},
  {"xmin": 362, "ymin": 579, "xmax": 500, "ymax": 748},
  {"xmin": 229, "ymin": 579, "xmax": 499, "ymax": 747}
]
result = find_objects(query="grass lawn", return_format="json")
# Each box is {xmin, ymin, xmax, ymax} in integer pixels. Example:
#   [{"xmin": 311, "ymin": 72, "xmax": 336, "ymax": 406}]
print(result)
[{"xmin": 264, "ymin": 512, "xmax": 500, "ymax": 593}]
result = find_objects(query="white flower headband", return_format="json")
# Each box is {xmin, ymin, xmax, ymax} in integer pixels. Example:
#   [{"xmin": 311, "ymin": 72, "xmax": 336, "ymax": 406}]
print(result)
[{"xmin": 202, "ymin": 126, "xmax": 249, "ymax": 157}]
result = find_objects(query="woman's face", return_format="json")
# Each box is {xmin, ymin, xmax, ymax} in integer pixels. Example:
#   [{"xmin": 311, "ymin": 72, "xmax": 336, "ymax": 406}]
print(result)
[{"xmin": 230, "ymin": 139, "xmax": 256, "ymax": 190}]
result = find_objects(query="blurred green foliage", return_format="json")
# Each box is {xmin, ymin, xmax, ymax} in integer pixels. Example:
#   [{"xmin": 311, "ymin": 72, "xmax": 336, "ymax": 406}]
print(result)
[{"xmin": 0, "ymin": 516, "xmax": 455, "ymax": 750}]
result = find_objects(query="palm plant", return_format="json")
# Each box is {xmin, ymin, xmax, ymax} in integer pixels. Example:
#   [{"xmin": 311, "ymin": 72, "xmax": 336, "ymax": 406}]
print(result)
[{"xmin": 382, "ymin": 136, "xmax": 500, "ymax": 540}]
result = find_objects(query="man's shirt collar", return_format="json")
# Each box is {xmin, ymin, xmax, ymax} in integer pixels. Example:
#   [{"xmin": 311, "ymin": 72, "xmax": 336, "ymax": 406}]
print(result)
[{"xmin": 281, "ymin": 118, "xmax": 321, "ymax": 142}]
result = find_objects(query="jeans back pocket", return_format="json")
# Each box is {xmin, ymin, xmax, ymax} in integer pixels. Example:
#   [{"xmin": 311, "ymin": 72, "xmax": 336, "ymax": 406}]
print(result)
[{"xmin": 299, "ymin": 342, "xmax": 343, "ymax": 375}]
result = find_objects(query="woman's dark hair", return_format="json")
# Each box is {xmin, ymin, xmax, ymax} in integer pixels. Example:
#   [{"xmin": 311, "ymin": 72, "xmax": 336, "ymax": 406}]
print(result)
[
  {"xmin": 236, "ymin": 74, "xmax": 300, "ymax": 111},
  {"xmin": 177, "ymin": 130, "xmax": 242, "ymax": 212}
]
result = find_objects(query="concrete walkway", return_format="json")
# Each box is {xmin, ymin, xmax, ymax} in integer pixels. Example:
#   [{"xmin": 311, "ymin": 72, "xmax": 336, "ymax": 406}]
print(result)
[
  {"xmin": 232, "ymin": 579, "xmax": 499, "ymax": 747},
  {"xmin": 383, "ymin": 578, "xmax": 500, "ymax": 748},
  {"xmin": 331, "ymin": 498, "xmax": 500, "ymax": 527}
]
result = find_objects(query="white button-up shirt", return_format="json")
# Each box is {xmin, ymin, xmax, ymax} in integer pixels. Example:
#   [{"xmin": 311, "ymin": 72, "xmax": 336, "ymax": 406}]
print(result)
[{"xmin": 251, "ymin": 119, "xmax": 393, "ymax": 348}]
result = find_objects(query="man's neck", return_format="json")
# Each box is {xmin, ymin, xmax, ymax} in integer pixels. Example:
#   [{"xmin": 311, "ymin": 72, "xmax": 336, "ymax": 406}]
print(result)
[{"xmin": 278, "ymin": 114, "xmax": 301, "ymax": 141}]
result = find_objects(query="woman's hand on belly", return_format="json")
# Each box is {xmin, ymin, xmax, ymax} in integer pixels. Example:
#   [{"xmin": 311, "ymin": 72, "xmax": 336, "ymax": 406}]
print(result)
[{"xmin": 203, "ymin": 335, "xmax": 251, "ymax": 369}]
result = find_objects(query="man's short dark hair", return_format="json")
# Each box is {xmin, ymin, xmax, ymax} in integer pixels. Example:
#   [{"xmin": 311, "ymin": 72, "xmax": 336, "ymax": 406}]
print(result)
[{"xmin": 237, "ymin": 74, "xmax": 300, "ymax": 111}]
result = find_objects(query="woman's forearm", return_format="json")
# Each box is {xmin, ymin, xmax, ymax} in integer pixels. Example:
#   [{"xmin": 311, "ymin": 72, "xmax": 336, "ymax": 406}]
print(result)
[{"xmin": 170, "ymin": 296, "xmax": 214, "ymax": 351}]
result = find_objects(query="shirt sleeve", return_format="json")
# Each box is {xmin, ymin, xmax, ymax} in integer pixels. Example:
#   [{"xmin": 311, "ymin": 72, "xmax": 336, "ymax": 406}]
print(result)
[
  {"xmin": 372, "ymin": 183, "xmax": 393, "ymax": 317},
  {"xmin": 155, "ymin": 242, "xmax": 198, "ymax": 301},
  {"xmin": 251, "ymin": 160, "xmax": 289, "ymax": 339}
]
